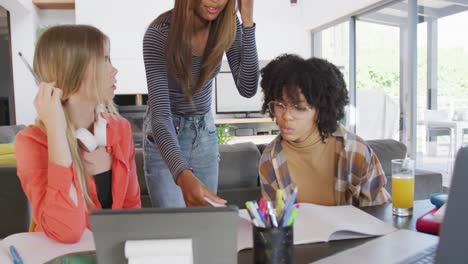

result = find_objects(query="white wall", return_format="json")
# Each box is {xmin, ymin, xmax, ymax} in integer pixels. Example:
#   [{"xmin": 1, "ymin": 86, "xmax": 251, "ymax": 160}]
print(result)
[
  {"xmin": 0, "ymin": 1, "xmax": 77, "ymax": 125},
  {"xmin": 75, "ymin": 0, "xmax": 313, "ymax": 96},
  {"xmin": 37, "ymin": 9, "xmax": 74, "ymax": 26},
  {"xmin": 3, "ymin": 0, "xmax": 386, "ymax": 124},
  {"xmin": 253, "ymin": 0, "xmax": 386, "ymax": 58},
  {"xmin": 76, "ymin": 0, "xmax": 174, "ymax": 95},
  {"xmin": 254, "ymin": 0, "xmax": 311, "ymax": 59}
]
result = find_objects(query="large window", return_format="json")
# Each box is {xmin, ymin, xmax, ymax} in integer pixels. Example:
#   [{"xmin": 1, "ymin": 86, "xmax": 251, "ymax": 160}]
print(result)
[
  {"xmin": 313, "ymin": 22, "xmax": 351, "ymax": 128},
  {"xmin": 418, "ymin": 10, "xmax": 468, "ymax": 185},
  {"xmin": 318, "ymin": 22, "xmax": 350, "ymax": 87},
  {"xmin": 355, "ymin": 20, "xmax": 400, "ymax": 141},
  {"xmin": 312, "ymin": 0, "xmax": 468, "ymax": 187}
]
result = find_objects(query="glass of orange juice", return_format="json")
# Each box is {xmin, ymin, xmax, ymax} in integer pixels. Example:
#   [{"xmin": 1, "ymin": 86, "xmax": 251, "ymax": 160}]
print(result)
[{"xmin": 392, "ymin": 159, "xmax": 415, "ymax": 216}]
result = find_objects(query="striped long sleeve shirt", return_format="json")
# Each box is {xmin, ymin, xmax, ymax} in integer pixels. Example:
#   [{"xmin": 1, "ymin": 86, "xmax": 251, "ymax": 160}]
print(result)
[{"xmin": 143, "ymin": 11, "xmax": 259, "ymax": 180}]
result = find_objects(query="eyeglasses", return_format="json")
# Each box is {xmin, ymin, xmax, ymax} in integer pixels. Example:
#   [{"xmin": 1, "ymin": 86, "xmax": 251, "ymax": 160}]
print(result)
[{"xmin": 267, "ymin": 101, "xmax": 313, "ymax": 119}]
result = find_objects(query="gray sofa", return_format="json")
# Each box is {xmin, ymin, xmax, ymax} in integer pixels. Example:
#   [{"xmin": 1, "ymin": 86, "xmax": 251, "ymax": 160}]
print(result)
[
  {"xmin": 135, "ymin": 139, "xmax": 443, "ymax": 209},
  {"xmin": 1, "ymin": 134, "xmax": 443, "ymax": 238},
  {"xmin": 0, "ymin": 125, "xmax": 30, "ymax": 238},
  {"xmin": 366, "ymin": 139, "xmax": 443, "ymax": 200},
  {"xmin": 0, "ymin": 166, "xmax": 30, "ymax": 238}
]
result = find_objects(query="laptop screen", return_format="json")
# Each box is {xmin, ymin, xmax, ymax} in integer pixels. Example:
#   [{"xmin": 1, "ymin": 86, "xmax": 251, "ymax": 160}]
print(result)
[
  {"xmin": 436, "ymin": 146, "xmax": 468, "ymax": 263},
  {"xmin": 90, "ymin": 206, "xmax": 239, "ymax": 264}
]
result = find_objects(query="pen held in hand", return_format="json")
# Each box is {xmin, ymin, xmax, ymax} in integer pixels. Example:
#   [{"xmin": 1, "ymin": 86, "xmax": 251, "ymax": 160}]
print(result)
[{"xmin": 18, "ymin": 52, "xmax": 40, "ymax": 85}]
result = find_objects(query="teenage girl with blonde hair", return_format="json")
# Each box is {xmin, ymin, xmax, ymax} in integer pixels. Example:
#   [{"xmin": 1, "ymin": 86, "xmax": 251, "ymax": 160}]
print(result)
[
  {"xmin": 143, "ymin": 0, "xmax": 258, "ymax": 207},
  {"xmin": 15, "ymin": 25, "xmax": 141, "ymax": 243}
]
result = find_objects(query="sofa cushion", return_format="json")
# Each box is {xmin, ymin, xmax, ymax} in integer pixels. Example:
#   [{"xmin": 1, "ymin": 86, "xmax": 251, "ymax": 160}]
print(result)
[
  {"xmin": 367, "ymin": 139, "xmax": 442, "ymax": 200},
  {"xmin": 119, "ymin": 148, "xmax": 153, "ymax": 207},
  {"xmin": 0, "ymin": 166, "xmax": 30, "ymax": 238},
  {"xmin": 0, "ymin": 125, "xmax": 26, "ymax": 144},
  {"xmin": 218, "ymin": 187, "xmax": 261, "ymax": 209},
  {"xmin": 218, "ymin": 142, "xmax": 261, "ymax": 190},
  {"xmin": 367, "ymin": 139, "xmax": 407, "ymax": 176}
]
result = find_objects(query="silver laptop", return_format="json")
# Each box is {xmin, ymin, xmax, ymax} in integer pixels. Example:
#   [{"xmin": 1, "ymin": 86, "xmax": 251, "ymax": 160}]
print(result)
[
  {"xmin": 90, "ymin": 206, "xmax": 239, "ymax": 264},
  {"xmin": 314, "ymin": 146, "xmax": 468, "ymax": 264}
]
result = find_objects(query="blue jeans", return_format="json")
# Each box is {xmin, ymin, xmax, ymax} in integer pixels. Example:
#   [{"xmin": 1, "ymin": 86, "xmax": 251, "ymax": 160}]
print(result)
[{"xmin": 143, "ymin": 111, "xmax": 219, "ymax": 208}]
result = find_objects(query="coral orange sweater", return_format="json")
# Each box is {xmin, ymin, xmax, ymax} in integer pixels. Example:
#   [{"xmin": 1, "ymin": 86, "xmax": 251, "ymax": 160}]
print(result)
[{"xmin": 14, "ymin": 115, "xmax": 141, "ymax": 243}]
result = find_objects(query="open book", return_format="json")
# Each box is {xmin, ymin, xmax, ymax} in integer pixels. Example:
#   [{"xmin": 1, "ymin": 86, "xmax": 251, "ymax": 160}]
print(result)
[
  {"xmin": 237, "ymin": 203, "xmax": 397, "ymax": 251},
  {"xmin": 0, "ymin": 229, "xmax": 95, "ymax": 263}
]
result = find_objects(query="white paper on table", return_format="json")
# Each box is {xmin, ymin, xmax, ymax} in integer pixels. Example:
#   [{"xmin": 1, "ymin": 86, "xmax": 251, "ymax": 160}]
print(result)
[
  {"xmin": 0, "ymin": 229, "xmax": 95, "ymax": 263},
  {"xmin": 204, "ymin": 197, "xmax": 227, "ymax": 207},
  {"xmin": 237, "ymin": 203, "xmax": 397, "ymax": 251},
  {"xmin": 128, "ymin": 255, "xmax": 193, "ymax": 264},
  {"xmin": 125, "ymin": 238, "xmax": 193, "ymax": 258},
  {"xmin": 0, "ymin": 246, "xmax": 12, "ymax": 263}
]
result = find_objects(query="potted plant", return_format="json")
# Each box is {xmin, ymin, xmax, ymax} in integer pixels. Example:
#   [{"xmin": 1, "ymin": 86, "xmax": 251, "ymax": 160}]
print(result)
[{"xmin": 216, "ymin": 124, "xmax": 235, "ymax": 144}]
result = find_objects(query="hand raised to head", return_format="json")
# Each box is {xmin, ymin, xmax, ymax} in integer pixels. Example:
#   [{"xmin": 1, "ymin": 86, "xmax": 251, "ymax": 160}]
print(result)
[
  {"xmin": 238, "ymin": 0, "xmax": 254, "ymax": 27},
  {"xmin": 34, "ymin": 82, "xmax": 67, "ymax": 132}
]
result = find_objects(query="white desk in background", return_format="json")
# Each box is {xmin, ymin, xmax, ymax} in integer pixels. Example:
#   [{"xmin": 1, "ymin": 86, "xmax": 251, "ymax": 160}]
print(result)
[
  {"xmin": 419, "ymin": 120, "xmax": 468, "ymax": 157},
  {"xmin": 228, "ymin": 135, "xmax": 276, "ymax": 145}
]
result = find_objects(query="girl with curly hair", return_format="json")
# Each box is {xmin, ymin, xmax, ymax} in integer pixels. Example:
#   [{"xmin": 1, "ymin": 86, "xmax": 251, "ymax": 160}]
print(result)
[{"xmin": 259, "ymin": 54, "xmax": 390, "ymax": 207}]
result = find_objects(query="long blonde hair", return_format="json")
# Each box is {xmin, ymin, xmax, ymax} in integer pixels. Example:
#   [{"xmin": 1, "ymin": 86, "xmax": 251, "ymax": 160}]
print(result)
[
  {"xmin": 33, "ymin": 25, "xmax": 117, "ymax": 207},
  {"xmin": 166, "ymin": 0, "xmax": 236, "ymax": 97}
]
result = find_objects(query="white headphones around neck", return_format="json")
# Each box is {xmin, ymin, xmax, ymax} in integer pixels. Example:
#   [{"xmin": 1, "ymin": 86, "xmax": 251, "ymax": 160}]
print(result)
[{"xmin": 75, "ymin": 104, "xmax": 107, "ymax": 152}]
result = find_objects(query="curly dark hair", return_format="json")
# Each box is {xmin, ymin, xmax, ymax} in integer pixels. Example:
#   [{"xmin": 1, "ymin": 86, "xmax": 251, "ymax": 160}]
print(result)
[{"xmin": 260, "ymin": 54, "xmax": 349, "ymax": 140}]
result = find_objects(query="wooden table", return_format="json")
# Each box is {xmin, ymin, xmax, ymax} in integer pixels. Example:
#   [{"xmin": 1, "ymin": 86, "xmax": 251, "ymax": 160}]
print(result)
[{"xmin": 238, "ymin": 200, "xmax": 436, "ymax": 264}]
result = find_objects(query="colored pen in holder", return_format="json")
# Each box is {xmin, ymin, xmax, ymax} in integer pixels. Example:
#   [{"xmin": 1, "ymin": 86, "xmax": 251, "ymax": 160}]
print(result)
[{"xmin": 246, "ymin": 187, "xmax": 298, "ymax": 264}]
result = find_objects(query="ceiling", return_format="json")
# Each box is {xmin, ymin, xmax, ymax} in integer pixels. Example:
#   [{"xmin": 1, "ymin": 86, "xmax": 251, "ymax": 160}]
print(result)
[{"xmin": 360, "ymin": 0, "xmax": 468, "ymax": 26}]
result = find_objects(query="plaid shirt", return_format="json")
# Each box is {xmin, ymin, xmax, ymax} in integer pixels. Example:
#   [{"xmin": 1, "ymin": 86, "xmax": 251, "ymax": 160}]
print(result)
[{"xmin": 259, "ymin": 126, "xmax": 391, "ymax": 207}]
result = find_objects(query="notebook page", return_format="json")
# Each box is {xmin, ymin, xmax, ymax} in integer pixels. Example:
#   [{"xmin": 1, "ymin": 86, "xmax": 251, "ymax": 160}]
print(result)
[
  {"xmin": 299, "ymin": 204, "xmax": 397, "ymax": 241},
  {"xmin": 0, "ymin": 246, "xmax": 12, "ymax": 263},
  {"xmin": 0, "ymin": 229, "xmax": 95, "ymax": 263},
  {"xmin": 238, "ymin": 204, "xmax": 397, "ymax": 251}
]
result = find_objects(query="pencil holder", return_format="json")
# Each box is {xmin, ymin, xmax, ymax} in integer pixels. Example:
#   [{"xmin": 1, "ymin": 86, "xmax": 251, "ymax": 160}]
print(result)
[{"xmin": 253, "ymin": 225, "xmax": 294, "ymax": 264}]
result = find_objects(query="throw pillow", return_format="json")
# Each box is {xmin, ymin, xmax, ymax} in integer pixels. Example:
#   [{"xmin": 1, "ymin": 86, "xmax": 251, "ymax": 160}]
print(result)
[{"xmin": 0, "ymin": 143, "xmax": 16, "ymax": 165}]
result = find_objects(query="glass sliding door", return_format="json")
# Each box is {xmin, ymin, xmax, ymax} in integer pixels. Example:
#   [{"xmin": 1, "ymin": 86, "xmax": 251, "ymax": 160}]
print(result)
[
  {"xmin": 310, "ymin": 0, "xmax": 468, "ymax": 187},
  {"xmin": 355, "ymin": 2, "xmax": 404, "ymax": 141},
  {"xmin": 318, "ymin": 22, "xmax": 350, "ymax": 87},
  {"xmin": 313, "ymin": 22, "xmax": 352, "ymax": 128},
  {"xmin": 419, "ymin": 9, "xmax": 468, "ymax": 186}
]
